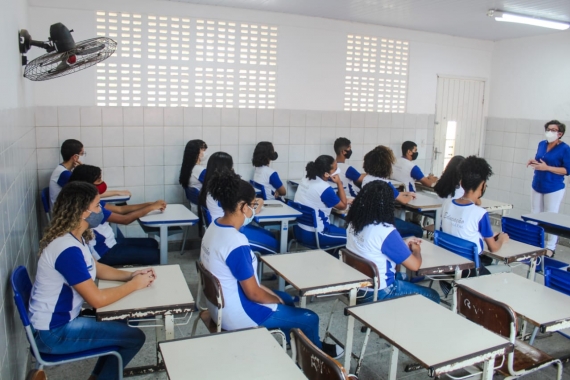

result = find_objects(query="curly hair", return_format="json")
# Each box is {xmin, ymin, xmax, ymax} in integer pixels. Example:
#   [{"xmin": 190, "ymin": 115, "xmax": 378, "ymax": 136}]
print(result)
[
  {"xmin": 544, "ymin": 120, "xmax": 566, "ymax": 137},
  {"xmin": 68, "ymin": 164, "xmax": 101, "ymax": 184},
  {"xmin": 460, "ymin": 156, "xmax": 494, "ymax": 192},
  {"xmin": 346, "ymin": 180, "xmax": 395, "ymax": 235},
  {"xmin": 208, "ymin": 168, "xmax": 256, "ymax": 213},
  {"xmin": 252, "ymin": 141, "xmax": 275, "ymax": 167},
  {"xmin": 305, "ymin": 155, "xmax": 334, "ymax": 180},
  {"xmin": 39, "ymin": 182, "xmax": 98, "ymax": 255},
  {"xmin": 334, "ymin": 137, "xmax": 351, "ymax": 155},
  {"xmin": 434, "ymin": 155, "xmax": 465, "ymax": 198},
  {"xmin": 179, "ymin": 139, "xmax": 208, "ymax": 188},
  {"xmin": 199, "ymin": 151, "xmax": 234, "ymax": 207},
  {"xmin": 363, "ymin": 145, "xmax": 395, "ymax": 178}
]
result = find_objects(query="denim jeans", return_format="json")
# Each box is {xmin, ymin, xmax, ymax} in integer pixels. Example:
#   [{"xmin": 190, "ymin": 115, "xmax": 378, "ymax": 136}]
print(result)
[
  {"xmin": 394, "ymin": 218, "xmax": 423, "ymax": 238},
  {"xmin": 34, "ymin": 317, "xmax": 145, "ymax": 380},
  {"xmin": 259, "ymin": 290, "xmax": 322, "ymax": 348},
  {"xmin": 357, "ymin": 279, "xmax": 440, "ymax": 304},
  {"xmin": 99, "ymin": 238, "xmax": 160, "ymax": 266}
]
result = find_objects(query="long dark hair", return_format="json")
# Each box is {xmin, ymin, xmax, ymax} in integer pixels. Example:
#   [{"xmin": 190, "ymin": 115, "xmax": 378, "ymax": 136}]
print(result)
[
  {"xmin": 209, "ymin": 168, "xmax": 256, "ymax": 213},
  {"xmin": 305, "ymin": 155, "xmax": 334, "ymax": 180},
  {"xmin": 179, "ymin": 139, "xmax": 207, "ymax": 188},
  {"xmin": 199, "ymin": 151, "xmax": 234, "ymax": 207},
  {"xmin": 434, "ymin": 155, "xmax": 465, "ymax": 198},
  {"xmin": 346, "ymin": 180, "xmax": 395, "ymax": 235}
]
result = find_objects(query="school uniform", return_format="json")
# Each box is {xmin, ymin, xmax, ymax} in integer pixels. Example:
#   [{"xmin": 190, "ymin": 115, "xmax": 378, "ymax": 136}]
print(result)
[
  {"xmin": 337, "ymin": 162, "xmax": 361, "ymax": 197},
  {"xmin": 441, "ymin": 200, "xmax": 494, "ymax": 254},
  {"xmin": 437, "ymin": 186, "xmax": 464, "ymax": 203},
  {"xmin": 190, "ymin": 165, "xmax": 207, "ymax": 191},
  {"xmin": 49, "ymin": 164, "xmax": 72, "ymax": 208},
  {"xmin": 253, "ymin": 165, "xmax": 283, "ymax": 200},
  {"xmin": 392, "ymin": 156, "xmax": 425, "ymax": 192}
]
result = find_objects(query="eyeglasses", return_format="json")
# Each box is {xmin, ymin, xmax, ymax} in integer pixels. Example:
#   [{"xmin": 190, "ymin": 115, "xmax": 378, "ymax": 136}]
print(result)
[
  {"xmin": 78, "ymin": 151, "xmax": 87, "ymax": 157},
  {"xmin": 251, "ymin": 202, "xmax": 260, "ymax": 211},
  {"xmin": 546, "ymin": 128, "xmax": 560, "ymax": 133}
]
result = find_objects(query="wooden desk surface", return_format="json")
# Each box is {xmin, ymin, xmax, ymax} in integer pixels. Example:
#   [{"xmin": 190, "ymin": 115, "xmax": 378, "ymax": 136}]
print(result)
[
  {"xmin": 159, "ymin": 328, "xmax": 307, "ymax": 380},
  {"xmin": 346, "ymin": 295, "xmax": 511, "ymax": 376},
  {"xmin": 522, "ymin": 212, "xmax": 570, "ymax": 231},
  {"xmin": 483, "ymin": 239, "xmax": 545, "ymax": 263},
  {"xmin": 417, "ymin": 240, "xmax": 475, "ymax": 275},
  {"xmin": 406, "ymin": 192, "xmax": 442, "ymax": 209},
  {"xmin": 96, "ymin": 265, "xmax": 194, "ymax": 320},
  {"xmin": 138, "ymin": 204, "xmax": 199, "ymax": 225},
  {"xmin": 254, "ymin": 200, "xmax": 302, "ymax": 219},
  {"xmin": 479, "ymin": 198, "xmax": 513, "ymax": 212}
]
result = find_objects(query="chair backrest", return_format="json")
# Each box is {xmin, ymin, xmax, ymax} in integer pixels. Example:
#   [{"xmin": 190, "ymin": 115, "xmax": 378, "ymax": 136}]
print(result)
[
  {"xmin": 287, "ymin": 200, "xmax": 318, "ymax": 229},
  {"xmin": 501, "ymin": 217, "xmax": 545, "ymax": 248},
  {"xmin": 434, "ymin": 230, "xmax": 480, "ymax": 269},
  {"xmin": 456, "ymin": 284, "xmax": 516, "ymax": 342},
  {"xmin": 196, "ymin": 260, "xmax": 224, "ymax": 309},
  {"xmin": 249, "ymin": 180, "xmax": 267, "ymax": 200},
  {"xmin": 545, "ymin": 267, "xmax": 570, "ymax": 297},
  {"xmin": 41, "ymin": 187, "xmax": 50, "ymax": 214},
  {"xmin": 184, "ymin": 186, "xmax": 200, "ymax": 206},
  {"xmin": 11, "ymin": 266, "xmax": 33, "ymax": 327},
  {"xmin": 202, "ymin": 207, "xmax": 212, "ymax": 227},
  {"xmin": 290, "ymin": 328, "xmax": 349, "ymax": 380},
  {"xmin": 340, "ymin": 248, "xmax": 379, "ymax": 297}
]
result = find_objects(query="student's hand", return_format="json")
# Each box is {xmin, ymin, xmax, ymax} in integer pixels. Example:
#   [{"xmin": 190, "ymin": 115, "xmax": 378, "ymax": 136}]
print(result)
[
  {"xmin": 130, "ymin": 271, "xmax": 156, "ymax": 289},
  {"xmin": 347, "ymin": 198, "xmax": 354, "ymax": 205},
  {"xmin": 406, "ymin": 237, "xmax": 422, "ymax": 247},
  {"xmin": 404, "ymin": 192, "xmax": 416, "ymax": 200},
  {"xmin": 152, "ymin": 200, "xmax": 167, "ymax": 212},
  {"xmin": 331, "ymin": 174, "xmax": 342, "ymax": 184},
  {"xmin": 73, "ymin": 160, "xmax": 82, "ymax": 168},
  {"xmin": 530, "ymin": 159, "xmax": 549, "ymax": 171},
  {"xmin": 255, "ymin": 198, "xmax": 264, "ymax": 212},
  {"xmin": 131, "ymin": 267, "xmax": 156, "ymax": 280},
  {"xmin": 498, "ymin": 232, "xmax": 509, "ymax": 244},
  {"xmin": 527, "ymin": 159, "xmax": 538, "ymax": 167}
]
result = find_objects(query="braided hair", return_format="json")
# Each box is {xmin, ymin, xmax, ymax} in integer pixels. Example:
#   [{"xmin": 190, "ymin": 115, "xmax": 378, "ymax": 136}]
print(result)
[
  {"xmin": 363, "ymin": 145, "xmax": 395, "ymax": 178},
  {"xmin": 305, "ymin": 155, "xmax": 334, "ymax": 180},
  {"xmin": 460, "ymin": 156, "xmax": 493, "ymax": 192},
  {"xmin": 179, "ymin": 139, "xmax": 208, "ymax": 188},
  {"xmin": 434, "ymin": 155, "xmax": 465, "ymax": 198},
  {"xmin": 346, "ymin": 180, "xmax": 395, "ymax": 235},
  {"xmin": 208, "ymin": 168, "xmax": 256, "ymax": 213}
]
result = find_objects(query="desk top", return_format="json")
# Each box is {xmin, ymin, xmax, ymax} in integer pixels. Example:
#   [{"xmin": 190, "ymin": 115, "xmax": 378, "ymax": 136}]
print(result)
[
  {"xmin": 479, "ymin": 198, "xmax": 513, "ymax": 212},
  {"xmin": 417, "ymin": 240, "xmax": 475, "ymax": 275},
  {"xmin": 254, "ymin": 200, "xmax": 302, "ymax": 221},
  {"xmin": 483, "ymin": 239, "xmax": 545, "ymax": 263},
  {"xmin": 260, "ymin": 250, "xmax": 371, "ymax": 295},
  {"xmin": 522, "ymin": 212, "xmax": 570, "ymax": 231},
  {"xmin": 456, "ymin": 272, "xmax": 570, "ymax": 330},
  {"xmin": 159, "ymin": 328, "xmax": 307, "ymax": 380},
  {"xmin": 346, "ymin": 295, "xmax": 511, "ymax": 376},
  {"xmin": 405, "ymin": 192, "xmax": 442, "ymax": 210},
  {"xmin": 96, "ymin": 265, "xmax": 195, "ymax": 321},
  {"xmin": 101, "ymin": 191, "xmax": 131, "ymax": 203},
  {"xmin": 138, "ymin": 204, "xmax": 199, "ymax": 226}
]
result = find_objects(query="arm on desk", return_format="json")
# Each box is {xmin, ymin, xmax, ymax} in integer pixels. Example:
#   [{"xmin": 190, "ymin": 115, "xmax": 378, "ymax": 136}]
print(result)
[
  {"xmin": 240, "ymin": 277, "xmax": 283, "ymax": 305},
  {"xmin": 101, "ymin": 189, "xmax": 131, "ymax": 198},
  {"xmin": 401, "ymin": 239, "xmax": 422, "ymax": 271},
  {"xmin": 419, "ymin": 175, "xmax": 438, "ymax": 187},
  {"xmin": 106, "ymin": 200, "xmax": 166, "ymax": 225},
  {"xmin": 396, "ymin": 192, "xmax": 415, "ymax": 205},
  {"xmin": 485, "ymin": 232, "xmax": 509, "ymax": 252}
]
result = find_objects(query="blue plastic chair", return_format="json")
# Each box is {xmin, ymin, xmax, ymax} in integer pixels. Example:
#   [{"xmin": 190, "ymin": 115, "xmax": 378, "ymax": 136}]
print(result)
[
  {"xmin": 11, "ymin": 266, "xmax": 123, "ymax": 378},
  {"xmin": 249, "ymin": 180, "xmax": 267, "ymax": 200},
  {"xmin": 40, "ymin": 187, "xmax": 51, "ymax": 223},
  {"xmin": 434, "ymin": 230, "xmax": 480, "ymax": 271}
]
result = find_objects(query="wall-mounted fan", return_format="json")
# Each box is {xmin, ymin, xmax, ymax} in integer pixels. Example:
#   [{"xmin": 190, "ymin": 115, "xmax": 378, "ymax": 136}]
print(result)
[{"xmin": 19, "ymin": 23, "xmax": 116, "ymax": 81}]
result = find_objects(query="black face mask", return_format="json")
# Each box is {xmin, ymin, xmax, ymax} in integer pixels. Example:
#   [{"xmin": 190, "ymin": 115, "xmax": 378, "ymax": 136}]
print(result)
[
  {"xmin": 271, "ymin": 152, "xmax": 278, "ymax": 161},
  {"xmin": 344, "ymin": 149, "xmax": 353, "ymax": 159},
  {"xmin": 411, "ymin": 152, "xmax": 419, "ymax": 161}
]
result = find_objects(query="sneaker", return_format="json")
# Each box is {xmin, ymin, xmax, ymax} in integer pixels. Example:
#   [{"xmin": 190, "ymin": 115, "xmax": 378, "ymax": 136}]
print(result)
[
  {"xmin": 439, "ymin": 281, "xmax": 452, "ymax": 298},
  {"xmin": 25, "ymin": 370, "xmax": 46, "ymax": 380},
  {"xmin": 321, "ymin": 342, "xmax": 344, "ymax": 359}
]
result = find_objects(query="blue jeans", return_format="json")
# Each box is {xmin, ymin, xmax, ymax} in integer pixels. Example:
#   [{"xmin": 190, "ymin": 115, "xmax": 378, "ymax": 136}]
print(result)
[
  {"xmin": 357, "ymin": 279, "xmax": 440, "ymax": 304},
  {"xmin": 294, "ymin": 224, "xmax": 347, "ymax": 249},
  {"xmin": 394, "ymin": 218, "xmax": 423, "ymax": 238},
  {"xmin": 34, "ymin": 317, "xmax": 145, "ymax": 380},
  {"xmin": 260, "ymin": 290, "xmax": 322, "ymax": 348},
  {"xmin": 99, "ymin": 238, "xmax": 160, "ymax": 266}
]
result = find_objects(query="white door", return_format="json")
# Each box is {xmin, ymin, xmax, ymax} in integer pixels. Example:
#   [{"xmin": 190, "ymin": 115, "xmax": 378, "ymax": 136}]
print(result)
[{"xmin": 432, "ymin": 76, "xmax": 486, "ymax": 176}]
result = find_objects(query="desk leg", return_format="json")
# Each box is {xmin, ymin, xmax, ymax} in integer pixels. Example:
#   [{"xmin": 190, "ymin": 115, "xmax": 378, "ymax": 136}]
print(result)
[
  {"xmin": 482, "ymin": 357, "xmax": 494, "ymax": 380},
  {"xmin": 164, "ymin": 313, "xmax": 174, "ymax": 340},
  {"xmin": 155, "ymin": 315, "xmax": 164, "ymax": 342},
  {"xmin": 300, "ymin": 296, "xmax": 306, "ymax": 308},
  {"xmin": 434, "ymin": 209, "xmax": 441, "ymax": 231},
  {"xmin": 388, "ymin": 345, "xmax": 399, "ymax": 380},
  {"xmin": 159, "ymin": 225, "xmax": 168, "ymax": 265},
  {"xmin": 277, "ymin": 220, "xmax": 289, "ymax": 291},
  {"xmin": 527, "ymin": 257, "xmax": 537, "ymax": 281},
  {"xmin": 452, "ymin": 267, "xmax": 461, "ymax": 313},
  {"xmin": 343, "ymin": 288, "xmax": 357, "ymax": 371}
]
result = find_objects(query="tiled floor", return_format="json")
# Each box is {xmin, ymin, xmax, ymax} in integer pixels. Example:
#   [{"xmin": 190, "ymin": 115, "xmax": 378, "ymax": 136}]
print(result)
[{"xmin": 43, "ymin": 242, "xmax": 570, "ymax": 380}]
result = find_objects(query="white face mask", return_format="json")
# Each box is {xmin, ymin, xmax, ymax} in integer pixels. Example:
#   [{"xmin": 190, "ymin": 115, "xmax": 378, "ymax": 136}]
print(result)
[
  {"xmin": 545, "ymin": 131, "xmax": 559, "ymax": 143},
  {"xmin": 326, "ymin": 168, "xmax": 340, "ymax": 178}
]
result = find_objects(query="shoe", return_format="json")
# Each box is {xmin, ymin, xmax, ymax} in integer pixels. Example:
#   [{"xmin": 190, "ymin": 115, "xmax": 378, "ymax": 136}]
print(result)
[
  {"xmin": 25, "ymin": 370, "xmax": 46, "ymax": 380},
  {"xmin": 321, "ymin": 342, "xmax": 344, "ymax": 359},
  {"xmin": 439, "ymin": 281, "xmax": 452, "ymax": 298}
]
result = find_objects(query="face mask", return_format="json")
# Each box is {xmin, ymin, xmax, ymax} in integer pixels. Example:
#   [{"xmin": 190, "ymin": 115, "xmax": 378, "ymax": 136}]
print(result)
[
  {"xmin": 84, "ymin": 209, "xmax": 104, "ymax": 228},
  {"xmin": 95, "ymin": 181, "xmax": 107, "ymax": 195},
  {"xmin": 344, "ymin": 149, "xmax": 353, "ymax": 159},
  {"xmin": 545, "ymin": 131, "xmax": 559, "ymax": 143},
  {"xmin": 242, "ymin": 205, "xmax": 255, "ymax": 227},
  {"xmin": 271, "ymin": 152, "xmax": 278, "ymax": 161},
  {"xmin": 326, "ymin": 167, "xmax": 341, "ymax": 178},
  {"xmin": 76, "ymin": 153, "xmax": 86, "ymax": 164},
  {"xmin": 411, "ymin": 152, "xmax": 419, "ymax": 161}
]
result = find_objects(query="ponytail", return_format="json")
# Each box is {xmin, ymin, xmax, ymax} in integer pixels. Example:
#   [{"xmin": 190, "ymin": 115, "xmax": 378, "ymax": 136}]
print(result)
[{"xmin": 305, "ymin": 155, "xmax": 334, "ymax": 180}]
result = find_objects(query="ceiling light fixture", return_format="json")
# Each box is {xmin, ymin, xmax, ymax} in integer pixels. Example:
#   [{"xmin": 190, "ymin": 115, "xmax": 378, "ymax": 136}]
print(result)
[{"xmin": 487, "ymin": 9, "xmax": 570, "ymax": 30}]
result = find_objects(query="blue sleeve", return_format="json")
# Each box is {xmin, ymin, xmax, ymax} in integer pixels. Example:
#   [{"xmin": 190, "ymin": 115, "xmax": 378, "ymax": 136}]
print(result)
[
  {"xmin": 101, "ymin": 207, "xmax": 112, "ymax": 224},
  {"xmin": 411, "ymin": 166, "xmax": 424, "ymax": 181},
  {"xmin": 320, "ymin": 187, "xmax": 341, "ymax": 207},
  {"xmin": 478, "ymin": 213, "xmax": 494, "ymax": 238},
  {"xmin": 198, "ymin": 169, "xmax": 207, "ymax": 183},
  {"xmin": 54, "ymin": 247, "xmax": 92, "ymax": 286},
  {"xmin": 389, "ymin": 182, "xmax": 400, "ymax": 199},
  {"xmin": 345, "ymin": 166, "xmax": 361, "ymax": 182},
  {"xmin": 57, "ymin": 170, "xmax": 72, "ymax": 187},
  {"xmin": 382, "ymin": 230, "xmax": 411, "ymax": 264},
  {"xmin": 225, "ymin": 245, "xmax": 255, "ymax": 281},
  {"xmin": 562, "ymin": 145, "xmax": 570, "ymax": 176},
  {"xmin": 269, "ymin": 171, "xmax": 283, "ymax": 189}
]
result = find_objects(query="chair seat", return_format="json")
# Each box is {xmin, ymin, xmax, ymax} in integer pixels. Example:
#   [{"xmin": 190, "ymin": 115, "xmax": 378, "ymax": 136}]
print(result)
[
  {"xmin": 199, "ymin": 310, "xmax": 221, "ymax": 334},
  {"xmin": 36, "ymin": 345, "xmax": 121, "ymax": 363},
  {"xmin": 496, "ymin": 340, "xmax": 555, "ymax": 375}
]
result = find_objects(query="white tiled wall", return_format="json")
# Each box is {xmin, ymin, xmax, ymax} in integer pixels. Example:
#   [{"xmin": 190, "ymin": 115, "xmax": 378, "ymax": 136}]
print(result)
[
  {"xmin": 484, "ymin": 117, "xmax": 570, "ymax": 219},
  {"xmin": 0, "ymin": 107, "xmax": 39, "ymax": 380},
  {"xmin": 36, "ymin": 106, "xmax": 434, "ymax": 237}
]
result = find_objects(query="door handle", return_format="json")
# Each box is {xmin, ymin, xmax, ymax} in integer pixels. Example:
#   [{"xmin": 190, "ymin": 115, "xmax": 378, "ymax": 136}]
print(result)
[{"xmin": 433, "ymin": 147, "xmax": 441, "ymax": 159}]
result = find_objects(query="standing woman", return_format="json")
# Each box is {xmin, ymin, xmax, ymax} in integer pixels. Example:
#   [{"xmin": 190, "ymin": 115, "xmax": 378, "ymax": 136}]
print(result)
[
  {"xmin": 252, "ymin": 141, "xmax": 286, "ymax": 200},
  {"xmin": 179, "ymin": 139, "xmax": 208, "ymax": 192},
  {"xmin": 29, "ymin": 182, "xmax": 155, "ymax": 380},
  {"xmin": 528, "ymin": 120, "xmax": 570, "ymax": 256}
]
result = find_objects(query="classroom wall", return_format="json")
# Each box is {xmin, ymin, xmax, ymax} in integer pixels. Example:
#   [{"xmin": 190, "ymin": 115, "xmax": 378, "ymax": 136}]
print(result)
[{"xmin": 0, "ymin": 0, "xmax": 40, "ymax": 378}]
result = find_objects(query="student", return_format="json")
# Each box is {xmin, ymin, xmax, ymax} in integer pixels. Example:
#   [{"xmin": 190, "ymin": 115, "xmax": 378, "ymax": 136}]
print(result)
[
  {"xmin": 252, "ymin": 141, "xmax": 286, "ymax": 200},
  {"xmin": 200, "ymin": 168, "xmax": 343, "ymax": 358},
  {"xmin": 293, "ymin": 155, "xmax": 348, "ymax": 247},
  {"xmin": 361, "ymin": 146, "xmax": 423, "ymax": 238},
  {"xmin": 434, "ymin": 155, "xmax": 473, "ymax": 203},
  {"xmin": 29, "ymin": 181, "xmax": 154, "ymax": 380},
  {"xmin": 392, "ymin": 141, "xmax": 438, "ymax": 192},
  {"xmin": 334, "ymin": 137, "xmax": 366, "ymax": 197},
  {"xmin": 69, "ymin": 165, "xmax": 164, "ymax": 266},
  {"xmin": 346, "ymin": 181, "xmax": 440, "ymax": 304},
  {"xmin": 179, "ymin": 139, "xmax": 208, "ymax": 192}
]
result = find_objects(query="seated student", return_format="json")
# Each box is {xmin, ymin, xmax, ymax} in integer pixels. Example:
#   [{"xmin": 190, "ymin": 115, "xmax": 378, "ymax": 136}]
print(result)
[
  {"xmin": 293, "ymin": 155, "xmax": 348, "ymax": 247},
  {"xmin": 29, "ymin": 181, "xmax": 155, "ymax": 380},
  {"xmin": 69, "ymin": 165, "xmax": 164, "ymax": 266},
  {"xmin": 361, "ymin": 146, "xmax": 423, "ymax": 238},
  {"xmin": 433, "ymin": 155, "xmax": 482, "ymax": 205},
  {"xmin": 392, "ymin": 141, "xmax": 438, "ymax": 192},
  {"xmin": 346, "ymin": 181, "xmax": 440, "ymax": 304},
  {"xmin": 200, "ymin": 168, "xmax": 343, "ymax": 358},
  {"xmin": 179, "ymin": 139, "xmax": 208, "ymax": 192},
  {"xmin": 334, "ymin": 137, "xmax": 366, "ymax": 197},
  {"xmin": 252, "ymin": 141, "xmax": 286, "ymax": 200}
]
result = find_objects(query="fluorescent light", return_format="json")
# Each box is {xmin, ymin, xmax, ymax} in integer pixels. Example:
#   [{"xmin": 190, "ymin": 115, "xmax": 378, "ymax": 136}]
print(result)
[{"xmin": 488, "ymin": 10, "xmax": 569, "ymax": 30}]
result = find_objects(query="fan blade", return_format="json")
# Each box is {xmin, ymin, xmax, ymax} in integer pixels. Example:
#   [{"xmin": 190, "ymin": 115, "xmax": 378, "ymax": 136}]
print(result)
[{"xmin": 75, "ymin": 43, "xmax": 105, "ymax": 56}]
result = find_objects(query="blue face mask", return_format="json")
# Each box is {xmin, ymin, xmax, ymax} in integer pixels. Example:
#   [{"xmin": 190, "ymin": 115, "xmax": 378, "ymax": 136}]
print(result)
[
  {"xmin": 84, "ymin": 209, "xmax": 104, "ymax": 228},
  {"xmin": 242, "ymin": 205, "xmax": 255, "ymax": 227}
]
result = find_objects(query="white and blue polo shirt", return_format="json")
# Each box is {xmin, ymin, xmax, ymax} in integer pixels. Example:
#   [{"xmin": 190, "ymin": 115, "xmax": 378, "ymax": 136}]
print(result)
[
  {"xmin": 392, "ymin": 157, "xmax": 425, "ymax": 192},
  {"xmin": 29, "ymin": 234, "xmax": 96, "ymax": 330},
  {"xmin": 441, "ymin": 200, "xmax": 494, "ymax": 254},
  {"xmin": 190, "ymin": 165, "xmax": 206, "ymax": 191},
  {"xmin": 337, "ymin": 162, "xmax": 361, "ymax": 197},
  {"xmin": 206, "ymin": 192, "xmax": 224, "ymax": 222},
  {"xmin": 49, "ymin": 164, "xmax": 72, "ymax": 208},
  {"xmin": 200, "ymin": 220, "xmax": 277, "ymax": 330},
  {"xmin": 347, "ymin": 223, "xmax": 410, "ymax": 289},
  {"xmin": 532, "ymin": 140, "xmax": 570, "ymax": 194},
  {"xmin": 293, "ymin": 177, "xmax": 340, "ymax": 233},
  {"xmin": 361, "ymin": 175, "xmax": 400, "ymax": 199},
  {"xmin": 253, "ymin": 166, "xmax": 283, "ymax": 200},
  {"xmin": 89, "ymin": 202, "xmax": 115, "ymax": 260}
]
